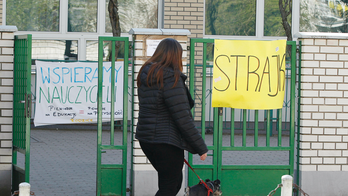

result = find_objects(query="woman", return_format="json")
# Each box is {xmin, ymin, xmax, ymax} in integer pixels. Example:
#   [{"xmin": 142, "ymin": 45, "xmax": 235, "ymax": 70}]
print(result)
[{"xmin": 136, "ymin": 38, "xmax": 208, "ymax": 196}]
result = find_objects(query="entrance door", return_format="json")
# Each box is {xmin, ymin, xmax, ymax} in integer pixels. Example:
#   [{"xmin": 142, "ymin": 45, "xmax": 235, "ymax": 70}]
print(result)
[
  {"xmin": 96, "ymin": 36, "xmax": 130, "ymax": 196},
  {"xmin": 187, "ymin": 39, "xmax": 298, "ymax": 196},
  {"xmin": 12, "ymin": 34, "xmax": 32, "ymax": 192}
]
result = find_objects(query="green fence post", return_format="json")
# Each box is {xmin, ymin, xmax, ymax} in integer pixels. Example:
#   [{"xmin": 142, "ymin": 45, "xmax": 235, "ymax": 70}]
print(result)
[{"xmin": 12, "ymin": 34, "xmax": 32, "ymax": 191}]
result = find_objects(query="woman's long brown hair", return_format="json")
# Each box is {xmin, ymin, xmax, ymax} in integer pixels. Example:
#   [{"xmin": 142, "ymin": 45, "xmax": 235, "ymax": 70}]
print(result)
[{"xmin": 137, "ymin": 38, "xmax": 183, "ymax": 88}]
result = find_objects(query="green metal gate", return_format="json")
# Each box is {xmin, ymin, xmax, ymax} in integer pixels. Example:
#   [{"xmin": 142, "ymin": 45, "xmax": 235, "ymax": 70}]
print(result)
[
  {"xmin": 187, "ymin": 38, "xmax": 299, "ymax": 196},
  {"xmin": 12, "ymin": 34, "xmax": 32, "ymax": 192},
  {"xmin": 96, "ymin": 36, "xmax": 129, "ymax": 196}
]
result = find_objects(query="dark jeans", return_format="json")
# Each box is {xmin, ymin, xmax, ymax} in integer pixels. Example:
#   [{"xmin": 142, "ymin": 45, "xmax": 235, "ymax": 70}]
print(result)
[{"xmin": 139, "ymin": 141, "xmax": 184, "ymax": 196}]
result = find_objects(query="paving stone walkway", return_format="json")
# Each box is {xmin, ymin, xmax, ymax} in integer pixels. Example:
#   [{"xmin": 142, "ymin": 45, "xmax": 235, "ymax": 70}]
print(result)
[{"xmin": 26, "ymin": 129, "xmax": 290, "ymax": 196}]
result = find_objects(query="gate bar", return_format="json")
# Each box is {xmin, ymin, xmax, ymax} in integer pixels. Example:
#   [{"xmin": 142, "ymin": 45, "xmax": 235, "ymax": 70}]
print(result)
[
  {"xmin": 254, "ymin": 110, "xmax": 259, "ymax": 147},
  {"xmin": 201, "ymin": 42, "xmax": 207, "ymax": 139},
  {"xmin": 110, "ymin": 41, "xmax": 116, "ymax": 146},
  {"xmin": 231, "ymin": 109, "xmax": 235, "ymax": 147},
  {"xmin": 289, "ymin": 40, "xmax": 297, "ymax": 175},
  {"xmin": 242, "ymin": 109, "xmax": 247, "ymax": 147},
  {"xmin": 266, "ymin": 110, "xmax": 271, "ymax": 146},
  {"xmin": 278, "ymin": 109, "xmax": 282, "ymax": 146}
]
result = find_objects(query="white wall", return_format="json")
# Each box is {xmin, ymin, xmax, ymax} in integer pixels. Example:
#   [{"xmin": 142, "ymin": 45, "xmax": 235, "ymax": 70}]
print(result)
[
  {"xmin": 0, "ymin": 25, "xmax": 17, "ymax": 196},
  {"xmin": 298, "ymin": 33, "xmax": 348, "ymax": 196}
]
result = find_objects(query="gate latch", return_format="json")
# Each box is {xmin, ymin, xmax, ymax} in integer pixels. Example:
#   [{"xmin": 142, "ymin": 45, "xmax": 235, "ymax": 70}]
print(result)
[
  {"xmin": 26, "ymin": 93, "xmax": 31, "ymax": 118},
  {"xmin": 23, "ymin": 93, "xmax": 31, "ymax": 118},
  {"xmin": 219, "ymin": 107, "xmax": 223, "ymax": 116}
]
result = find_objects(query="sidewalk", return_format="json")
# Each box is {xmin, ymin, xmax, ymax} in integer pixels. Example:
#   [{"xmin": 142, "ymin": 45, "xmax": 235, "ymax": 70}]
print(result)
[
  {"xmin": 27, "ymin": 129, "xmax": 289, "ymax": 196},
  {"xmin": 29, "ymin": 129, "xmax": 133, "ymax": 196},
  {"xmin": 30, "ymin": 129, "xmax": 99, "ymax": 196}
]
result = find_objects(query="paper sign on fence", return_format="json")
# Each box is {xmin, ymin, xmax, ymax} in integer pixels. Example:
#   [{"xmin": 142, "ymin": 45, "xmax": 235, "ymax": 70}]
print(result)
[
  {"xmin": 34, "ymin": 61, "xmax": 124, "ymax": 126},
  {"xmin": 212, "ymin": 39, "xmax": 287, "ymax": 110}
]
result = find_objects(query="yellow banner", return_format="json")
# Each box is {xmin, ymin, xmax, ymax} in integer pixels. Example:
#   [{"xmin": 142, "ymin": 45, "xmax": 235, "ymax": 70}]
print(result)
[{"xmin": 212, "ymin": 39, "xmax": 287, "ymax": 110}]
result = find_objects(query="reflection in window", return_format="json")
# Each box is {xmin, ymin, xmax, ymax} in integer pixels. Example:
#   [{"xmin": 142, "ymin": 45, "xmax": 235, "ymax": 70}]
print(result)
[
  {"xmin": 86, "ymin": 41, "xmax": 116, "ymax": 61},
  {"xmin": 6, "ymin": 0, "xmax": 59, "ymax": 31},
  {"xmin": 32, "ymin": 40, "xmax": 78, "ymax": 61},
  {"xmin": 86, "ymin": 41, "xmax": 99, "ymax": 61},
  {"xmin": 86, "ymin": 41, "xmax": 128, "ymax": 61},
  {"xmin": 301, "ymin": 0, "xmax": 348, "ymax": 33},
  {"xmin": 205, "ymin": 0, "xmax": 256, "ymax": 36},
  {"xmin": 264, "ymin": 0, "xmax": 290, "ymax": 36},
  {"xmin": 105, "ymin": 0, "xmax": 158, "ymax": 33},
  {"xmin": 68, "ymin": 0, "xmax": 98, "ymax": 32}
]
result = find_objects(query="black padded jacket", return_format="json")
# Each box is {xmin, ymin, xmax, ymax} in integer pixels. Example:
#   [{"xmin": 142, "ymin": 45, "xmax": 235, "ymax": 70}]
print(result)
[{"xmin": 135, "ymin": 64, "xmax": 208, "ymax": 156}]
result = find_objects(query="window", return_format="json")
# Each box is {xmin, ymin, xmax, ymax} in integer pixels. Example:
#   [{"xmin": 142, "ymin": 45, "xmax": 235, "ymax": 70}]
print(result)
[
  {"xmin": 86, "ymin": 41, "xmax": 99, "ymax": 61},
  {"xmin": 6, "ymin": 0, "xmax": 159, "ymax": 60},
  {"xmin": 32, "ymin": 40, "xmax": 78, "ymax": 61},
  {"xmin": 264, "ymin": 0, "xmax": 289, "ymax": 36},
  {"xmin": 6, "ymin": 0, "xmax": 60, "ymax": 31},
  {"xmin": 68, "ymin": 0, "xmax": 98, "ymax": 32},
  {"xmin": 86, "ymin": 40, "xmax": 128, "ymax": 61},
  {"xmin": 204, "ymin": 0, "xmax": 293, "ymax": 38},
  {"xmin": 205, "ymin": 0, "xmax": 256, "ymax": 36},
  {"xmin": 105, "ymin": 0, "xmax": 158, "ymax": 33},
  {"xmin": 300, "ymin": 0, "xmax": 348, "ymax": 33}
]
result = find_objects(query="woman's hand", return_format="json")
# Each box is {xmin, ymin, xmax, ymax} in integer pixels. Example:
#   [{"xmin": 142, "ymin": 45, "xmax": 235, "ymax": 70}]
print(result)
[{"xmin": 200, "ymin": 153, "xmax": 207, "ymax": 161}]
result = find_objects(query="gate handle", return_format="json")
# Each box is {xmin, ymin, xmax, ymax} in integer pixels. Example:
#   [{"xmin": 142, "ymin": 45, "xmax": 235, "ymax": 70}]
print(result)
[{"xmin": 23, "ymin": 93, "xmax": 31, "ymax": 118}]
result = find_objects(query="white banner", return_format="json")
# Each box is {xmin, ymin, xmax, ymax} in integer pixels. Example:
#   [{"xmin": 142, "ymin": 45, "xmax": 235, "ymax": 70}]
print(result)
[{"xmin": 34, "ymin": 61, "xmax": 124, "ymax": 126}]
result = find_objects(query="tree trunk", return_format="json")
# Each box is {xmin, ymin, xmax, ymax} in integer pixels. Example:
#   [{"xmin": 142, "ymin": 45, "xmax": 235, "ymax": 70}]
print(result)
[
  {"xmin": 279, "ymin": 0, "xmax": 292, "ymax": 56},
  {"xmin": 279, "ymin": 0, "xmax": 292, "ymax": 41},
  {"xmin": 108, "ymin": 0, "xmax": 121, "ymax": 61}
]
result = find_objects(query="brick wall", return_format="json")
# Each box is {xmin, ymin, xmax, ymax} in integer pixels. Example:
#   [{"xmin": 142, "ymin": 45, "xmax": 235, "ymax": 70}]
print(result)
[
  {"xmin": 299, "ymin": 37, "xmax": 348, "ymax": 172},
  {"xmin": 164, "ymin": 0, "xmax": 204, "ymax": 39},
  {"xmin": 164, "ymin": 0, "xmax": 204, "ymax": 63},
  {"xmin": 129, "ymin": 29, "xmax": 189, "ymax": 195},
  {"xmin": 164, "ymin": 0, "xmax": 204, "ymax": 120},
  {"xmin": 132, "ymin": 34, "xmax": 189, "ymax": 167},
  {"xmin": 0, "ymin": 26, "xmax": 17, "ymax": 195}
]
